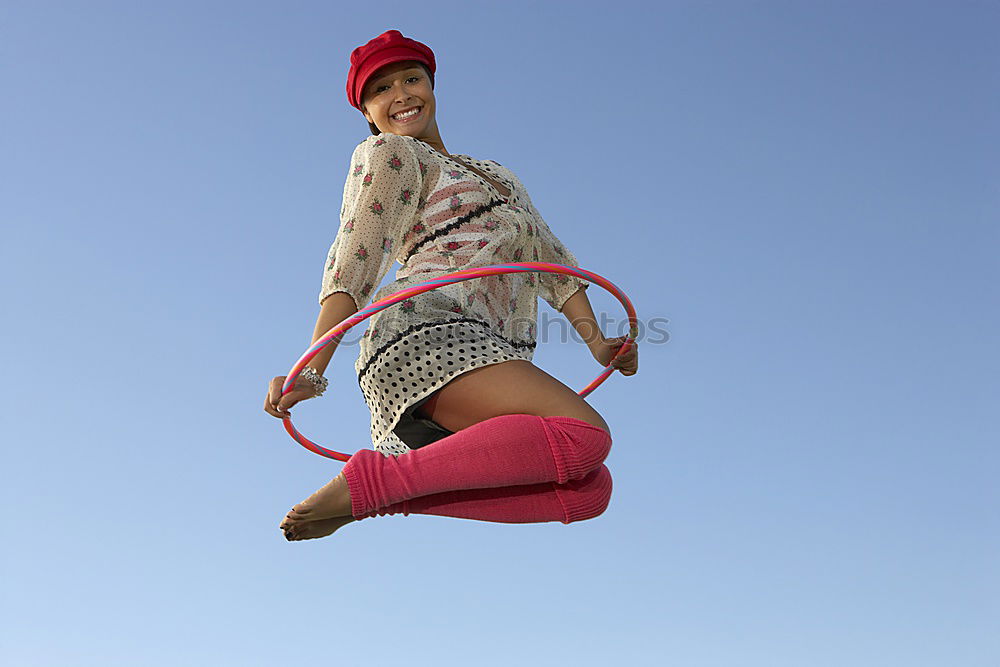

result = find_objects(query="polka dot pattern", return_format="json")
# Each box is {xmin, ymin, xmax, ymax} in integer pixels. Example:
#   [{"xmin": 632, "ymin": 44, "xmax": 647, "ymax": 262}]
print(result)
[{"xmin": 358, "ymin": 320, "xmax": 534, "ymax": 456}]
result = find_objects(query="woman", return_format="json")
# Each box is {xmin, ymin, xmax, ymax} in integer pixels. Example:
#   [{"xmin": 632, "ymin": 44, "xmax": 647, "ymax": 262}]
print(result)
[{"xmin": 268, "ymin": 30, "xmax": 638, "ymax": 541}]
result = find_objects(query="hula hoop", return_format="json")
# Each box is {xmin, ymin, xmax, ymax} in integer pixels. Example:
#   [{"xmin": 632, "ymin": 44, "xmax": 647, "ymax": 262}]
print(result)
[{"xmin": 280, "ymin": 262, "xmax": 637, "ymax": 462}]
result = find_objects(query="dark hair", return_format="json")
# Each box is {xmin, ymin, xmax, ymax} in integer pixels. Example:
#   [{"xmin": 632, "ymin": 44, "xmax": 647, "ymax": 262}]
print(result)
[{"xmin": 365, "ymin": 61, "xmax": 435, "ymax": 135}]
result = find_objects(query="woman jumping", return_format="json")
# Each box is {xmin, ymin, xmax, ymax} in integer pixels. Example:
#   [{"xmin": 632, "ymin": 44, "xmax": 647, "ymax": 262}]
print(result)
[{"xmin": 267, "ymin": 30, "xmax": 638, "ymax": 541}]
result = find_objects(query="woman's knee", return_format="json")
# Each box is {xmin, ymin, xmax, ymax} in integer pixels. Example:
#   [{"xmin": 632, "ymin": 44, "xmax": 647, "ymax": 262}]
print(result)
[
  {"xmin": 558, "ymin": 464, "xmax": 613, "ymax": 524},
  {"xmin": 576, "ymin": 419, "xmax": 612, "ymax": 473},
  {"xmin": 545, "ymin": 416, "xmax": 613, "ymax": 483}
]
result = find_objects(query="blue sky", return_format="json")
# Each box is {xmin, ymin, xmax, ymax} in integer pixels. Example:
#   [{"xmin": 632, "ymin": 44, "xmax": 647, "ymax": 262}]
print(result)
[{"xmin": 2, "ymin": 1, "xmax": 997, "ymax": 665}]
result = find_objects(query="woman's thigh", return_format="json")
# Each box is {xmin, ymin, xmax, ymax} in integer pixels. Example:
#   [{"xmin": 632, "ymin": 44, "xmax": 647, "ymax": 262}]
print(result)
[{"xmin": 416, "ymin": 359, "xmax": 611, "ymax": 437}]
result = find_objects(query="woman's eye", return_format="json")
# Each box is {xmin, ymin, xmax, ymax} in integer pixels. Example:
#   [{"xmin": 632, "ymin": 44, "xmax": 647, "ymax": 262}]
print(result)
[{"xmin": 375, "ymin": 77, "xmax": 418, "ymax": 94}]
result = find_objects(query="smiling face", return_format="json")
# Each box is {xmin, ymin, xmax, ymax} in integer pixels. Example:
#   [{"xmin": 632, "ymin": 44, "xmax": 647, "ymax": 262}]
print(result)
[{"xmin": 361, "ymin": 60, "xmax": 439, "ymax": 140}]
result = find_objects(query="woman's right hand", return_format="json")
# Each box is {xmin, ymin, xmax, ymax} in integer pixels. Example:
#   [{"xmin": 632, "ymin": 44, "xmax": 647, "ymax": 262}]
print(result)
[
  {"xmin": 592, "ymin": 335, "xmax": 639, "ymax": 376},
  {"xmin": 264, "ymin": 375, "xmax": 319, "ymax": 419}
]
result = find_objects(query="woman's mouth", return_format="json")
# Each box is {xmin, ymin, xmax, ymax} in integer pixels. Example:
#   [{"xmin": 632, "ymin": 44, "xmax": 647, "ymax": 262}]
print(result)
[{"xmin": 391, "ymin": 106, "xmax": 423, "ymax": 124}]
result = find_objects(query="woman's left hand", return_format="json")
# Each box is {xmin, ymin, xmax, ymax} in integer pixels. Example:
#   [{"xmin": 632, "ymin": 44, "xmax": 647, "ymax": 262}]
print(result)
[{"xmin": 593, "ymin": 335, "xmax": 638, "ymax": 376}]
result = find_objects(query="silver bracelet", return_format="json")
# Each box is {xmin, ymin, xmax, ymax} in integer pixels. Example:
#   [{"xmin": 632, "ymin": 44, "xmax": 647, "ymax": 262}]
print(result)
[{"xmin": 297, "ymin": 366, "xmax": 328, "ymax": 397}]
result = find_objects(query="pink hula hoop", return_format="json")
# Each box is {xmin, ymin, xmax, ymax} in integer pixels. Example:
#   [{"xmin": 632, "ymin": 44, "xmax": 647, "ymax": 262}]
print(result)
[{"xmin": 281, "ymin": 262, "xmax": 637, "ymax": 461}]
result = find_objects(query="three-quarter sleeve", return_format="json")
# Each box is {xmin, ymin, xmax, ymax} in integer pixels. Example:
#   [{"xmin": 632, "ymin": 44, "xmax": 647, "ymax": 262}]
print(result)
[
  {"xmin": 499, "ymin": 164, "xmax": 591, "ymax": 313},
  {"xmin": 534, "ymin": 221, "xmax": 591, "ymax": 312},
  {"xmin": 319, "ymin": 135, "xmax": 423, "ymax": 309}
]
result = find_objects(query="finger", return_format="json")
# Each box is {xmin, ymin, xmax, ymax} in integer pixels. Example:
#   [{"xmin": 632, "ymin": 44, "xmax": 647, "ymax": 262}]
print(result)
[
  {"xmin": 613, "ymin": 349, "xmax": 634, "ymax": 363},
  {"xmin": 614, "ymin": 360, "xmax": 636, "ymax": 374},
  {"xmin": 264, "ymin": 397, "xmax": 288, "ymax": 419},
  {"xmin": 268, "ymin": 377, "xmax": 287, "ymax": 409},
  {"xmin": 269, "ymin": 391, "xmax": 295, "ymax": 415},
  {"xmin": 277, "ymin": 390, "xmax": 311, "ymax": 412}
]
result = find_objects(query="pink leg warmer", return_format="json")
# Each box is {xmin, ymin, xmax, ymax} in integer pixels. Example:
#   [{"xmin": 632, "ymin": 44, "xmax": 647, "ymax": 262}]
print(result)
[
  {"xmin": 366, "ymin": 464, "xmax": 613, "ymax": 524},
  {"xmin": 341, "ymin": 414, "xmax": 613, "ymax": 523}
]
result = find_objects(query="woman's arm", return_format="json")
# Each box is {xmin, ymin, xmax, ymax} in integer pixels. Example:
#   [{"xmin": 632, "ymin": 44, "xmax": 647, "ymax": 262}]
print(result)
[
  {"xmin": 559, "ymin": 286, "xmax": 605, "ymax": 358},
  {"xmin": 308, "ymin": 135, "xmax": 423, "ymax": 376},
  {"xmin": 266, "ymin": 291, "xmax": 360, "ymax": 418},
  {"xmin": 561, "ymin": 286, "xmax": 639, "ymax": 375},
  {"xmin": 317, "ymin": 134, "xmax": 423, "ymax": 311},
  {"xmin": 307, "ymin": 292, "xmax": 360, "ymax": 376}
]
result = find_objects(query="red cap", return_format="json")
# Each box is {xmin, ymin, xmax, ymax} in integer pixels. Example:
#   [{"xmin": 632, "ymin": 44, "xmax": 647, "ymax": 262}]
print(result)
[{"xmin": 346, "ymin": 30, "xmax": 436, "ymax": 111}]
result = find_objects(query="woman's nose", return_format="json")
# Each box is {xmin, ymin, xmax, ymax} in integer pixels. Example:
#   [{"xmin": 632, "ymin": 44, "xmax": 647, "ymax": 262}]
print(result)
[{"xmin": 392, "ymin": 84, "xmax": 413, "ymax": 101}]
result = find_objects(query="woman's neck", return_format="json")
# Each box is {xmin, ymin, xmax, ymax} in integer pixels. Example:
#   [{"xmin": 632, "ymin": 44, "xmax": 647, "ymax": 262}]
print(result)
[{"xmin": 416, "ymin": 130, "xmax": 448, "ymax": 156}]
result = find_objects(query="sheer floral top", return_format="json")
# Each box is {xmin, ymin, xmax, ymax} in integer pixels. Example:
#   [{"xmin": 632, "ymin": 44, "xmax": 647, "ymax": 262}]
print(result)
[{"xmin": 318, "ymin": 133, "xmax": 590, "ymax": 456}]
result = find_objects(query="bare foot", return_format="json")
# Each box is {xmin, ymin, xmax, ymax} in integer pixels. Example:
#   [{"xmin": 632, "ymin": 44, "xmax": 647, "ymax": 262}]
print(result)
[
  {"xmin": 280, "ymin": 514, "xmax": 356, "ymax": 541},
  {"xmin": 285, "ymin": 472, "xmax": 354, "ymax": 523}
]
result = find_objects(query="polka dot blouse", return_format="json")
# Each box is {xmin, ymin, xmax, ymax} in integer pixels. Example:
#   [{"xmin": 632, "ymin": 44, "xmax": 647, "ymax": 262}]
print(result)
[{"xmin": 319, "ymin": 133, "xmax": 590, "ymax": 456}]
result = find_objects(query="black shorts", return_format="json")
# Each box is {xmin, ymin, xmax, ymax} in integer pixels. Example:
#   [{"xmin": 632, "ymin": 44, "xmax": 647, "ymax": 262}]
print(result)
[{"xmin": 392, "ymin": 392, "xmax": 455, "ymax": 450}]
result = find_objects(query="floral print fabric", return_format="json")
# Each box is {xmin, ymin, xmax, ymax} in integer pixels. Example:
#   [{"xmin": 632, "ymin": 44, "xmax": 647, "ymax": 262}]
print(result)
[{"xmin": 319, "ymin": 133, "xmax": 590, "ymax": 455}]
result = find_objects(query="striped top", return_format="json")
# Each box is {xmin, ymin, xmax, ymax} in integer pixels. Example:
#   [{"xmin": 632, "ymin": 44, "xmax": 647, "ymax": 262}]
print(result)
[{"xmin": 319, "ymin": 133, "xmax": 590, "ymax": 455}]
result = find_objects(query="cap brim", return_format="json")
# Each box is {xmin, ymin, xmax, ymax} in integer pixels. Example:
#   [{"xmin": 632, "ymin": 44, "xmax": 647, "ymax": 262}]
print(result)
[{"xmin": 354, "ymin": 49, "xmax": 432, "ymax": 107}]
